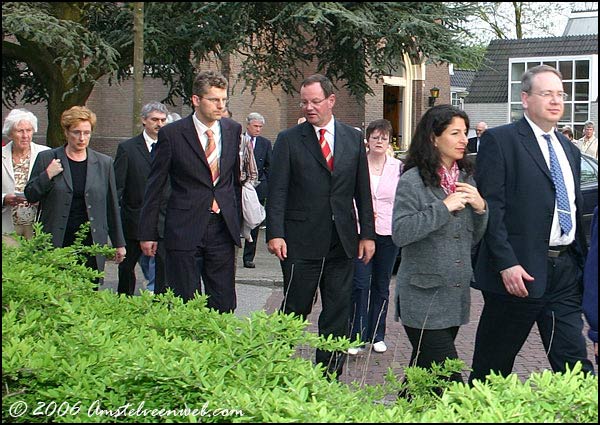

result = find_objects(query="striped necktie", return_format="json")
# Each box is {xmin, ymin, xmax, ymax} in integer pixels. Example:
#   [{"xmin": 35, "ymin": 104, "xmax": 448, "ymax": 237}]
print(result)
[
  {"xmin": 319, "ymin": 128, "xmax": 333, "ymax": 171},
  {"xmin": 205, "ymin": 129, "xmax": 220, "ymax": 213}
]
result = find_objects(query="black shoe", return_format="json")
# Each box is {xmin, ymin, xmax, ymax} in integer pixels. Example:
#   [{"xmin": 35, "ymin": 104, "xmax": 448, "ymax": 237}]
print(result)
[{"xmin": 243, "ymin": 261, "xmax": 255, "ymax": 268}]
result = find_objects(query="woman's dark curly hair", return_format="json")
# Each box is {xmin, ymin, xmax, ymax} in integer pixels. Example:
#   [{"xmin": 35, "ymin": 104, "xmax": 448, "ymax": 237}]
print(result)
[{"xmin": 403, "ymin": 104, "xmax": 473, "ymax": 187}]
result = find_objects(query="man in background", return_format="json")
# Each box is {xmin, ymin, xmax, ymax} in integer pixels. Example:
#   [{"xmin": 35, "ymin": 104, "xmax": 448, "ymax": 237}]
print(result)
[
  {"xmin": 576, "ymin": 120, "xmax": 597, "ymax": 159},
  {"xmin": 114, "ymin": 101, "xmax": 169, "ymax": 295},
  {"xmin": 467, "ymin": 121, "xmax": 488, "ymax": 153},
  {"xmin": 242, "ymin": 112, "xmax": 272, "ymax": 268}
]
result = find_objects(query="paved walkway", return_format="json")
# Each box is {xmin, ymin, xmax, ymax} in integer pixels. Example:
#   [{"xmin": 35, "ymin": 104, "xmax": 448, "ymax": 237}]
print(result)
[{"xmin": 102, "ymin": 235, "xmax": 597, "ymax": 387}]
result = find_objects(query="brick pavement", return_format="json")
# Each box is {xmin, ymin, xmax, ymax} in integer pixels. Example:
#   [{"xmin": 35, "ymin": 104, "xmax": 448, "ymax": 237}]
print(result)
[{"xmin": 262, "ymin": 278, "xmax": 597, "ymax": 387}]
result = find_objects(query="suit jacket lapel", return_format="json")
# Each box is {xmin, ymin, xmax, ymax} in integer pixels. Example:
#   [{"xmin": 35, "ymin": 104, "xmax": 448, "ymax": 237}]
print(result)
[
  {"xmin": 332, "ymin": 122, "xmax": 349, "ymax": 176},
  {"xmin": 135, "ymin": 135, "xmax": 152, "ymax": 166},
  {"xmin": 85, "ymin": 148, "xmax": 99, "ymax": 192},
  {"xmin": 219, "ymin": 120, "xmax": 236, "ymax": 176},
  {"xmin": 2, "ymin": 143, "xmax": 14, "ymax": 181},
  {"xmin": 56, "ymin": 147, "xmax": 73, "ymax": 191},
  {"xmin": 300, "ymin": 122, "xmax": 330, "ymax": 172},
  {"xmin": 517, "ymin": 118, "xmax": 552, "ymax": 182},
  {"xmin": 180, "ymin": 115, "xmax": 211, "ymax": 170}
]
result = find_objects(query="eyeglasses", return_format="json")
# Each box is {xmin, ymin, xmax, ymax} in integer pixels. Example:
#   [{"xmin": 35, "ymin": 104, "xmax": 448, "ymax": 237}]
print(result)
[
  {"xmin": 69, "ymin": 130, "xmax": 92, "ymax": 138},
  {"xmin": 200, "ymin": 96, "xmax": 229, "ymax": 106},
  {"xmin": 299, "ymin": 98, "xmax": 329, "ymax": 108},
  {"xmin": 529, "ymin": 91, "xmax": 569, "ymax": 101}
]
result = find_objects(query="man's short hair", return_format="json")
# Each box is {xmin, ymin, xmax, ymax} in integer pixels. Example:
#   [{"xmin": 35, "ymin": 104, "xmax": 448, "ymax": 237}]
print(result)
[
  {"xmin": 247, "ymin": 112, "xmax": 265, "ymax": 124},
  {"xmin": 141, "ymin": 102, "xmax": 169, "ymax": 118}
]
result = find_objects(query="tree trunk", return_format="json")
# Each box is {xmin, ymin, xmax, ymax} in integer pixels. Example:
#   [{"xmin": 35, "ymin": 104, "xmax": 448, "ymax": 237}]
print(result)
[
  {"xmin": 46, "ymin": 83, "xmax": 94, "ymax": 148},
  {"xmin": 132, "ymin": 2, "xmax": 144, "ymax": 136}
]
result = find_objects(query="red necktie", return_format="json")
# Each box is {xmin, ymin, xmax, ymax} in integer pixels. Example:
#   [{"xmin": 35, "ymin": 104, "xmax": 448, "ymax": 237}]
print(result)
[
  {"xmin": 205, "ymin": 129, "xmax": 220, "ymax": 213},
  {"xmin": 319, "ymin": 129, "xmax": 333, "ymax": 171}
]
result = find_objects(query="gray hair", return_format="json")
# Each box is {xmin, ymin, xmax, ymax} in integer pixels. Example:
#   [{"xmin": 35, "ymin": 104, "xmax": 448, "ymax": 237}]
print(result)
[
  {"xmin": 247, "ymin": 112, "xmax": 265, "ymax": 124},
  {"xmin": 584, "ymin": 120, "xmax": 595, "ymax": 129},
  {"xmin": 521, "ymin": 65, "xmax": 562, "ymax": 94},
  {"xmin": 141, "ymin": 101, "xmax": 169, "ymax": 118},
  {"xmin": 2, "ymin": 108, "xmax": 38, "ymax": 135}
]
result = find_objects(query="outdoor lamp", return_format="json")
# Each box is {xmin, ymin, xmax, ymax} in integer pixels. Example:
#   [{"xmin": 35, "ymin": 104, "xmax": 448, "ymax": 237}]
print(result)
[{"xmin": 428, "ymin": 87, "xmax": 440, "ymax": 107}]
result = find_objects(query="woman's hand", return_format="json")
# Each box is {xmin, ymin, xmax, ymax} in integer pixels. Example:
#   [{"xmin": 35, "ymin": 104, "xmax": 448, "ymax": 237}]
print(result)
[
  {"xmin": 455, "ymin": 182, "xmax": 486, "ymax": 213},
  {"xmin": 46, "ymin": 158, "xmax": 64, "ymax": 179},
  {"xmin": 443, "ymin": 192, "xmax": 468, "ymax": 212}
]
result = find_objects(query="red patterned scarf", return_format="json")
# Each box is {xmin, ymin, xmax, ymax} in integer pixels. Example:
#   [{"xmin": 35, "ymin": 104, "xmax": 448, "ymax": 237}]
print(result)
[{"xmin": 438, "ymin": 162, "xmax": 459, "ymax": 195}]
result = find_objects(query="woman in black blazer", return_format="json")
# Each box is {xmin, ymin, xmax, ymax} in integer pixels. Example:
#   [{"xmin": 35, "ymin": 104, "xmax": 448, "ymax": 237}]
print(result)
[{"xmin": 25, "ymin": 106, "xmax": 126, "ymax": 279}]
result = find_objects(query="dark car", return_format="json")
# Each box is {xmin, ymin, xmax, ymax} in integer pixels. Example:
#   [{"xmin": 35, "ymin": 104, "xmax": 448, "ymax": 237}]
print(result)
[{"xmin": 392, "ymin": 153, "xmax": 598, "ymax": 274}]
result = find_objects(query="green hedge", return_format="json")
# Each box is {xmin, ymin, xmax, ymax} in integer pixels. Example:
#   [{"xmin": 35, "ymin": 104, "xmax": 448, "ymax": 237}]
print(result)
[{"xmin": 2, "ymin": 229, "xmax": 597, "ymax": 423}]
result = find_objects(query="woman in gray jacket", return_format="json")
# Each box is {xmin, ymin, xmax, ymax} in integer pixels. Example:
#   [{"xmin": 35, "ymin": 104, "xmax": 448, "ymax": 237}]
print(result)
[
  {"xmin": 25, "ymin": 106, "xmax": 126, "ymax": 281},
  {"xmin": 392, "ymin": 105, "xmax": 488, "ymax": 386}
]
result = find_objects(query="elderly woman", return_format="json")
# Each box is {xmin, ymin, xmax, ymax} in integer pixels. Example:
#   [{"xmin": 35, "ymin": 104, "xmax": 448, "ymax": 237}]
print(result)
[
  {"xmin": 392, "ymin": 105, "xmax": 488, "ymax": 387},
  {"xmin": 25, "ymin": 106, "xmax": 125, "ymax": 279},
  {"xmin": 2, "ymin": 109, "xmax": 50, "ymax": 239}
]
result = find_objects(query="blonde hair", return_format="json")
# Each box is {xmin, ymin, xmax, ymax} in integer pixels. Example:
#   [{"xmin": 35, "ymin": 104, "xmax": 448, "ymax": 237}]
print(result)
[{"xmin": 61, "ymin": 106, "xmax": 97, "ymax": 131}]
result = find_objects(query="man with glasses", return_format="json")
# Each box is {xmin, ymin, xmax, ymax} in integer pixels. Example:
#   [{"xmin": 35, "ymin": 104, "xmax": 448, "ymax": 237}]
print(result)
[
  {"xmin": 470, "ymin": 65, "xmax": 594, "ymax": 383},
  {"xmin": 267, "ymin": 74, "xmax": 376, "ymax": 379},
  {"xmin": 139, "ymin": 71, "xmax": 242, "ymax": 313}
]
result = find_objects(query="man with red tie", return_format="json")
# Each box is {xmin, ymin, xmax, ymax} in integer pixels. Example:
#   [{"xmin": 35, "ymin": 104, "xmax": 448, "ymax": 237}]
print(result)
[
  {"xmin": 139, "ymin": 71, "xmax": 242, "ymax": 313},
  {"xmin": 267, "ymin": 74, "xmax": 376, "ymax": 378}
]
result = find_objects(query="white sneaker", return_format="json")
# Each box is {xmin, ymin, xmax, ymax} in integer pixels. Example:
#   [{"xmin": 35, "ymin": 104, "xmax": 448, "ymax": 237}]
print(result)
[
  {"xmin": 372, "ymin": 341, "xmax": 387, "ymax": 353},
  {"xmin": 348, "ymin": 346, "xmax": 364, "ymax": 355}
]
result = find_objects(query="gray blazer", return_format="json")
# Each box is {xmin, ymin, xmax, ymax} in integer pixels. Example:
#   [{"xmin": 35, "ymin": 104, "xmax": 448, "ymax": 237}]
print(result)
[
  {"xmin": 391, "ymin": 167, "xmax": 488, "ymax": 329},
  {"xmin": 25, "ymin": 147, "xmax": 125, "ymax": 272}
]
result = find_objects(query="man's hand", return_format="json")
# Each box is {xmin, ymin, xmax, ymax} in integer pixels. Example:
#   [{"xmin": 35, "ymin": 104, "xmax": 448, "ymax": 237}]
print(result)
[
  {"xmin": 140, "ymin": 241, "xmax": 158, "ymax": 257},
  {"xmin": 114, "ymin": 246, "xmax": 126, "ymax": 264},
  {"xmin": 268, "ymin": 237, "xmax": 287, "ymax": 261},
  {"xmin": 357, "ymin": 239, "xmax": 375, "ymax": 265},
  {"xmin": 500, "ymin": 265, "xmax": 534, "ymax": 297}
]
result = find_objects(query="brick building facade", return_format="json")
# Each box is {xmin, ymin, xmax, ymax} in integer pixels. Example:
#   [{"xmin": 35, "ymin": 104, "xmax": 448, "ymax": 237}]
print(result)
[{"xmin": 3, "ymin": 55, "xmax": 450, "ymax": 157}]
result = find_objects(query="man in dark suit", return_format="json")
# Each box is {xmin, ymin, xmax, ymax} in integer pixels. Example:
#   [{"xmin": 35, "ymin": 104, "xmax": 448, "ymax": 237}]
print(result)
[
  {"xmin": 469, "ymin": 65, "xmax": 594, "ymax": 383},
  {"xmin": 139, "ymin": 71, "xmax": 242, "ymax": 313},
  {"xmin": 242, "ymin": 112, "xmax": 272, "ymax": 268},
  {"xmin": 114, "ymin": 101, "xmax": 169, "ymax": 296},
  {"xmin": 467, "ymin": 121, "xmax": 487, "ymax": 153},
  {"xmin": 267, "ymin": 74, "xmax": 376, "ymax": 378}
]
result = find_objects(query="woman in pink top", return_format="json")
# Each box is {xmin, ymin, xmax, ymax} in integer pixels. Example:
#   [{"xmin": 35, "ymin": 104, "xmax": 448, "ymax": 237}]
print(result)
[{"xmin": 348, "ymin": 119, "xmax": 402, "ymax": 354}]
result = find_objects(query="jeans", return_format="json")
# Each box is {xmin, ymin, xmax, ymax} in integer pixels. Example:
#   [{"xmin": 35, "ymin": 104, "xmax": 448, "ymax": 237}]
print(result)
[
  {"xmin": 138, "ymin": 255, "xmax": 156, "ymax": 292},
  {"xmin": 349, "ymin": 234, "xmax": 399, "ymax": 344}
]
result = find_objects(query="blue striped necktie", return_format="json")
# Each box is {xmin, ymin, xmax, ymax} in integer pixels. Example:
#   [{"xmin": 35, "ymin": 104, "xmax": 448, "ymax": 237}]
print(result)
[{"xmin": 543, "ymin": 134, "xmax": 572, "ymax": 235}]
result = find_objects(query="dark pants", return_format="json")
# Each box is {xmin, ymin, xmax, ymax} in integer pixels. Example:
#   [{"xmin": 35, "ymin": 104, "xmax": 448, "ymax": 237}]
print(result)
[
  {"xmin": 242, "ymin": 197, "xmax": 266, "ymax": 263},
  {"xmin": 166, "ymin": 213, "xmax": 236, "ymax": 313},
  {"xmin": 350, "ymin": 234, "xmax": 398, "ymax": 344},
  {"xmin": 118, "ymin": 238, "xmax": 166, "ymax": 295},
  {"xmin": 470, "ymin": 250, "xmax": 595, "ymax": 383},
  {"xmin": 280, "ymin": 226, "xmax": 353, "ymax": 378},
  {"xmin": 404, "ymin": 325, "xmax": 463, "ymax": 383}
]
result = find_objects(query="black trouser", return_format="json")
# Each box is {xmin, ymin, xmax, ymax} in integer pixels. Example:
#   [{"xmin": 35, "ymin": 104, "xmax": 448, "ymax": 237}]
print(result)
[
  {"xmin": 242, "ymin": 197, "xmax": 266, "ymax": 263},
  {"xmin": 166, "ymin": 213, "xmax": 236, "ymax": 313},
  {"xmin": 469, "ymin": 250, "xmax": 595, "ymax": 383},
  {"xmin": 280, "ymin": 226, "xmax": 353, "ymax": 378},
  {"xmin": 404, "ymin": 325, "xmax": 463, "ymax": 383}
]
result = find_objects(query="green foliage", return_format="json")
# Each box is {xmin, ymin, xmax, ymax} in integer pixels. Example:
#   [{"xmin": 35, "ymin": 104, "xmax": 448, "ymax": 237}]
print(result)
[{"xmin": 2, "ymin": 230, "xmax": 597, "ymax": 423}]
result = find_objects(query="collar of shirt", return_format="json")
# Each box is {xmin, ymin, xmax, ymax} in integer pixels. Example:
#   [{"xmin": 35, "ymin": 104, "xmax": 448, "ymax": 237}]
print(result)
[
  {"xmin": 193, "ymin": 113, "xmax": 222, "ymax": 153},
  {"xmin": 313, "ymin": 116, "xmax": 335, "ymax": 151},
  {"xmin": 142, "ymin": 130, "xmax": 157, "ymax": 152}
]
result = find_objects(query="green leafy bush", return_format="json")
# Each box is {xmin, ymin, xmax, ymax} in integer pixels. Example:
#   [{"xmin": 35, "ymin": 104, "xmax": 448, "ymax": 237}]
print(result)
[{"xmin": 2, "ymin": 230, "xmax": 597, "ymax": 423}]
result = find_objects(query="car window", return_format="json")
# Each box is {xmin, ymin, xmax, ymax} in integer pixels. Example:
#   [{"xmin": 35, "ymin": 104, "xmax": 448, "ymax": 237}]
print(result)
[{"xmin": 580, "ymin": 155, "xmax": 598, "ymax": 185}]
